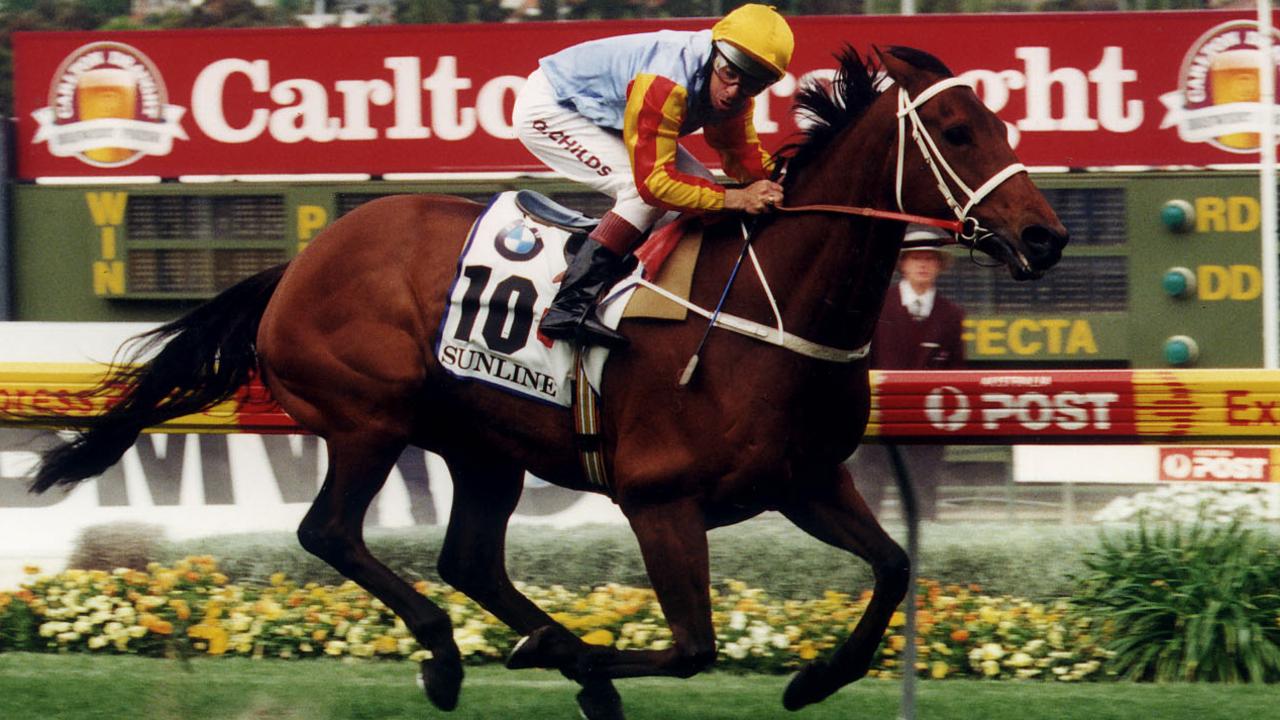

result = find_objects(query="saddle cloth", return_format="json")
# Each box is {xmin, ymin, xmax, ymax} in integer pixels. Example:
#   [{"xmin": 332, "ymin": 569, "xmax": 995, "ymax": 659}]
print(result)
[{"xmin": 436, "ymin": 192, "xmax": 701, "ymax": 407}]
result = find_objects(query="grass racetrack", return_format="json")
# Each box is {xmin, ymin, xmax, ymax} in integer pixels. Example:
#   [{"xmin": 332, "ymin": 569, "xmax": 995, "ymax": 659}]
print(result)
[{"xmin": 1, "ymin": 654, "xmax": 1274, "ymax": 720}]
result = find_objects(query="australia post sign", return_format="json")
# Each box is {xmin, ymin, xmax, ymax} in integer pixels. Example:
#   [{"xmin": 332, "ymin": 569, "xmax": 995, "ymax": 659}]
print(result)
[
  {"xmin": 10, "ymin": 10, "xmax": 1280, "ymax": 179},
  {"xmin": 867, "ymin": 368, "xmax": 1280, "ymax": 443}
]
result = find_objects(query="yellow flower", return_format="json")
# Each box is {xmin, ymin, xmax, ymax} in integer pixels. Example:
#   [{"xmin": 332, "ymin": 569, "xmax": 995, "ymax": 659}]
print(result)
[
  {"xmin": 889, "ymin": 611, "xmax": 906, "ymax": 628},
  {"xmin": 170, "ymin": 599, "xmax": 191, "ymax": 621},
  {"xmin": 139, "ymin": 613, "xmax": 173, "ymax": 635},
  {"xmin": 581, "ymin": 629, "xmax": 615, "ymax": 646},
  {"xmin": 373, "ymin": 635, "xmax": 399, "ymax": 654},
  {"xmin": 930, "ymin": 661, "xmax": 950, "ymax": 679}
]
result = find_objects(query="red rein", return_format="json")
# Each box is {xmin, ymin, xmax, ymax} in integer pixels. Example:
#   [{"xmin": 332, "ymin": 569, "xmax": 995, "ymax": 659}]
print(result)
[{"xmin": 773, "ymin": 203, "xmax": 963, "ymax": 247}]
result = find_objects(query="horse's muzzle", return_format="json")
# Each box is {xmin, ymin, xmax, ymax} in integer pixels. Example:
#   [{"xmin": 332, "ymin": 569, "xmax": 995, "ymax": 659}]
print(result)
[
  {"xmin": 1020, "ymin": 223, "xmax": 1069, "ymax": 275},
  {"xmin": 984, "ymin": 223, "xmax": 1068, "ymax": 281}
]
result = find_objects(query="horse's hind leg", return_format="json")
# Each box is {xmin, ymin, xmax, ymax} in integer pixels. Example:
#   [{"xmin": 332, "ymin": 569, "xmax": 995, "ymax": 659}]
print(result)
[
  {"xmin": 297, "ymin": 433, "xmax": 464, "ymax": 711},
  {"xmin": 509, "ymin": 497, "xmax": 718, "ymax": 682},
  {"xmin": 437, "ymin": 456, "xmax": 624, "ymax": 720},
  {"xmin": 779, "ymin": 463, "xmax": 911, "ymax": 711}
]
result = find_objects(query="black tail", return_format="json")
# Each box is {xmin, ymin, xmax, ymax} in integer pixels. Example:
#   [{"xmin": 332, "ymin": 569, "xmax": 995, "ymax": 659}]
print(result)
[{"xmin": 29, "ymin": 263, "xmax": 289, "ymax": 493}]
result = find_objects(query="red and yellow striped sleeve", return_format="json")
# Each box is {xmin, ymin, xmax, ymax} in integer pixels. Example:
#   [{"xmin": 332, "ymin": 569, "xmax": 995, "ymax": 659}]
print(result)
[
  {"xmin": 703, "ymin": 103, "xmax": 774, "ymax": 183},
  {"xmin": 624, "ymin": 74, "xmax": 726, "ymax": 213}
]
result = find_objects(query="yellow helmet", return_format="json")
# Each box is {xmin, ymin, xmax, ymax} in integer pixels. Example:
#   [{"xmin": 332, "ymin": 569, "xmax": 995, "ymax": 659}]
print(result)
[{"xmin": 711, "ymin": 4, "xmax": 794, "ymax": 84}]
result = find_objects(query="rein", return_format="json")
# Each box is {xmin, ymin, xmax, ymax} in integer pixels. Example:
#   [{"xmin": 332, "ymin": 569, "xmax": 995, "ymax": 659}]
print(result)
[{"xmin": 773, "ymin": 203, "xmax": 963, "ymax": 246}]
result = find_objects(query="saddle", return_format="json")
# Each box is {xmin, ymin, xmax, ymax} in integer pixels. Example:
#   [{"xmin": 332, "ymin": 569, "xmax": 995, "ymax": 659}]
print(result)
[
  {"xmin": 514, "ymin": 190, "xmax": 698, "ymax": 321},
  {"xmin": 515, "ymin": 190, "xmax": 598, "ymax": 234}
]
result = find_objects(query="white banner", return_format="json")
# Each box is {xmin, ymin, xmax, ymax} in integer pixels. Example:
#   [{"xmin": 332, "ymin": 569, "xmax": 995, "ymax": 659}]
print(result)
[{"xmin": 0, "ymin": 322, "xmax": 626, "ymax": 589}]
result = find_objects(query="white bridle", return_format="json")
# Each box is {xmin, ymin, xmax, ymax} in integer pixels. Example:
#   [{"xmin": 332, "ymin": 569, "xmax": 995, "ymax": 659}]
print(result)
[{"xmin": 895, "ymin": 77, "xmax": 1027, "ymax": 242}]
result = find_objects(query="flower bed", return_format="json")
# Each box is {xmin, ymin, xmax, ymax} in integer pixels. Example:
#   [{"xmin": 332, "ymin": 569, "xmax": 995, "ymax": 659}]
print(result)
[{"xmin": 0, "ymin": 557, "xmax": 1112, "ymax": 680}]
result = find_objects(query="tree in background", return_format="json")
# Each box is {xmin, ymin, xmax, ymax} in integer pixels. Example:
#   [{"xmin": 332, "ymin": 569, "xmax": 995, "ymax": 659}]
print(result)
[{"xmin": 0, "ymin": 0, "xmax": 131, "ymax": 117}]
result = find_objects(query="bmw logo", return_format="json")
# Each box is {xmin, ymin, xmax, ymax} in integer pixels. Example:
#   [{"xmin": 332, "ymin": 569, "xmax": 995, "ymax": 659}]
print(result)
[{"xmin": 495, "ymin": 221, "xmax": 544, "ymax": 261}]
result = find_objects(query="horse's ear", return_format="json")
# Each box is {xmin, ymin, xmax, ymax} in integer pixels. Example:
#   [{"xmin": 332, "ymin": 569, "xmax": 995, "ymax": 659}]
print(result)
[
  {"xmin": 873, "ymin": 46, "xmax": 907, "ymax": 87},
  {"xmin": 874, "ymin": 46, "xmax": 947, "ymax": 92}
]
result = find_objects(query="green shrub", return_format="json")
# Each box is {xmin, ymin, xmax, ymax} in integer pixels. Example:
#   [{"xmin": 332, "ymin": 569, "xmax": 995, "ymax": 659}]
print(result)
[
  {"xmin": 67, "ymin": 522, "xmax": 166, "ymax": 572},
  {"xmin": 1070, "ymin": 522, "xmax": 1280, "ymax": 682},
  {"xmin": 159, "ymin": 520, "xmax": 1098, "ymax": 599},
  {"xmin": 0, "ymin": 591, "xmax": 37, "ymax": 652}
]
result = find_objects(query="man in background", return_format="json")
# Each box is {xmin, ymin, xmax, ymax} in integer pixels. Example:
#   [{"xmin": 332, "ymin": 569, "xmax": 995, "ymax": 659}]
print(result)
[{"xmin": 849, "ymin": 224, "xmax": 966, "ymax": 521}]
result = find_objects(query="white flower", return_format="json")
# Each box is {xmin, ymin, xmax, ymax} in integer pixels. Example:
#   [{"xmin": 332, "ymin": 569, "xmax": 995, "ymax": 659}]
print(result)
[
  {"xmin": 1006, "ymin": 651, "xmax": 1034, "ymax": 668},
  {"xmin": 728, "ymin": 611, "xmax": 747, "ymax": 631}
]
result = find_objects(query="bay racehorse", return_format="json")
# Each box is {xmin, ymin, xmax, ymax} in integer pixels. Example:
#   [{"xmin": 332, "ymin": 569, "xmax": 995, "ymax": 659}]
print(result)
[{"xmin": 26, "ymin": 47, "xmax": 1065, "ymax": 719}]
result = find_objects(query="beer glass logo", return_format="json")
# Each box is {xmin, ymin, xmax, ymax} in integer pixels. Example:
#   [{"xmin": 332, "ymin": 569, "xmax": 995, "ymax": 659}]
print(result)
[
  {"xmin": 1159, "ymin": 20, "xmax": 1280, "ymax": 154},
  {"xmin": 31, "ymin": 42, "xmax": 188, "ymax": 168}
]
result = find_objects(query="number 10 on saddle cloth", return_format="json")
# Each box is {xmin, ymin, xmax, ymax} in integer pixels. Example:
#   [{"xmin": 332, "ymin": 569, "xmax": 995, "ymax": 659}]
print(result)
[{"xmin": 436, "ymin": 192, "xmax": 637, "ymax": 407}]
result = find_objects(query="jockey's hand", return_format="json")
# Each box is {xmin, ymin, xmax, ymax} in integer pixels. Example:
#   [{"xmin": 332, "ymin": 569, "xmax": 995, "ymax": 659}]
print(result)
[{"xmin": 724, "ymin": 179, "xmax": 785, "ymax": 215}]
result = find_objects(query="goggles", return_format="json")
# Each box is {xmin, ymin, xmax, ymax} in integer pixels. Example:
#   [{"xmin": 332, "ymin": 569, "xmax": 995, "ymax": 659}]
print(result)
[{"xmin": 712, "ymin": 53, "xmax": 772, "ymax": 97}]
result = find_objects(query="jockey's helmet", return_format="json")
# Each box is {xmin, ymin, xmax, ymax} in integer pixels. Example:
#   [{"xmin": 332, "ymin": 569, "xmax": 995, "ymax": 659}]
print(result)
[{"xmin": 711, "ymin": 4, "xmax": 794, "ymax": 86}]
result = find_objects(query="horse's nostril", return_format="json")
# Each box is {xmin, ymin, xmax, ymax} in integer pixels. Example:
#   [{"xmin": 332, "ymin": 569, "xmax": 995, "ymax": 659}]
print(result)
[{"xmin": 1022, "ymin": 224, "xmax": 1069, "ymax": 255}]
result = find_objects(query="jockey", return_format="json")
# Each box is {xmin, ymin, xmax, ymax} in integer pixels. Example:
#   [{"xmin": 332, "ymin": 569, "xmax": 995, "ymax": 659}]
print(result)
[{"xmin": 512, "ymin": 3, "xmax": 794, "ymax": 349}]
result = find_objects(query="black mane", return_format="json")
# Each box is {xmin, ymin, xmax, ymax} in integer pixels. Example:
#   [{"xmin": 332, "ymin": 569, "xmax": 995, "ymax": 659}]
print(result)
[{"xmin": 776, "ymin": 46, "xmax": 953, "ymax": 186}]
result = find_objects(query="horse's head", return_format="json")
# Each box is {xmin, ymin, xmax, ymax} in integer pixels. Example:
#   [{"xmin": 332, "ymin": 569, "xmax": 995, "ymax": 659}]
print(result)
[{"xmin": 876, "ymin": 46, "xmax": 1068, "ymax": 280}]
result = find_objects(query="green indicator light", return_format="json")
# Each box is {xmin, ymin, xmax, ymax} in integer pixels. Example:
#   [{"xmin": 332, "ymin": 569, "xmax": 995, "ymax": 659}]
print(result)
[
  {"xmin": 1163, "ymin": 335, "xmax": 1199, "ymax": 366},
  {"xmin": 1161, "ymin": 267, "xmax": 1195, "ymax": 298},
  {"xmin": 1160, "ymin": 199, "xmax": 1195, "ymax": 233}
]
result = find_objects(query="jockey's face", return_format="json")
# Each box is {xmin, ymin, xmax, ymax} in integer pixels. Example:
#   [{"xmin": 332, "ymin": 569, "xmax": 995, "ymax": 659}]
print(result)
[{"xmin": 710, "ymin": 54, "xmax": 769, "ymax": 114}]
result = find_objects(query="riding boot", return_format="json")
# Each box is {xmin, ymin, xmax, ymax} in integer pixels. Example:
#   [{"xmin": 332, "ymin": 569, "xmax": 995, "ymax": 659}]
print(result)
[{"xmin": 540, "ymin": 236, "xmax": 630, "ymax": 349}]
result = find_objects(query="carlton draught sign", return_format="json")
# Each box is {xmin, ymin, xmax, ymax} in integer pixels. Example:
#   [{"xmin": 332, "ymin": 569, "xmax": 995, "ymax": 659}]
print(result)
[{"xmin": 11, "ymin": 10, "xmax": 1280, "ymax": 179}]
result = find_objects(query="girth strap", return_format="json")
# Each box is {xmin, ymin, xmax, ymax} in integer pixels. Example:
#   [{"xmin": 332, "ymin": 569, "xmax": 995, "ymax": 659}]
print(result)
[{"xmin": 572, "ymin": 349, "xmax": 611, "ymax": 494}]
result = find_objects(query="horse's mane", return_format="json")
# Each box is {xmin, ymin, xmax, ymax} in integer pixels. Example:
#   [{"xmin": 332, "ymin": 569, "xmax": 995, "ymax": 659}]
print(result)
[{"xmin": 776, "ymin": 46, "xmax": 953, "ymax": 187}]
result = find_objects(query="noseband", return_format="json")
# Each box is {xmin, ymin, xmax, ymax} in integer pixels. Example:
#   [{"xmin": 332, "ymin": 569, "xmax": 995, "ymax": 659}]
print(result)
[{"xmin": 894, "ymin": 77, "xmax": 1027, "ymax": 245}]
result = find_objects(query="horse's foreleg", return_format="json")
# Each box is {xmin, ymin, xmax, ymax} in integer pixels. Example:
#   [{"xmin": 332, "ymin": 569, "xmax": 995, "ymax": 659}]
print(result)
[
  {"xmin": 297, "ymin": 434, "xmax": 463, "ymax": 711},
  {"xmin": 437, "ymin": 457, "xmax": 625, "ymax": 720},
  {"xmin": 508, "ymin": 498, "xmax": 717, "ymax": 681},
  {"xmin": 779, "ymin": 464, "xmax": 911, "ymax": 711}
]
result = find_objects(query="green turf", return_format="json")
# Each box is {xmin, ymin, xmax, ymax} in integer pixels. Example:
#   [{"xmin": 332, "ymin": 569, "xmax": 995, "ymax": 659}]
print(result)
[{"xmin": 0, "ymin": 654, "xmax": 1275, "ymax": 720}]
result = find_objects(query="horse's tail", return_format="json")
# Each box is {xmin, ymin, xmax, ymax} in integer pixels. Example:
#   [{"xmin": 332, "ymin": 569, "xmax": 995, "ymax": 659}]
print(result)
[{"xmin": 29, "ymin": 263, "xmax": 289, "ymax": 494}]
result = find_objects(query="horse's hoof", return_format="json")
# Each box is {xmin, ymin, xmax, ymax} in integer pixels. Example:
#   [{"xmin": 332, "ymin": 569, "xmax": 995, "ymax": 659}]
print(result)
[
  {"xmin": 419, "ymin": 657, "xmax": 464, "ymax": 712},
  {"xmin": 576, "ymin": 680, "xmax": 624, "ymax": 720},
  {"xmin": 782, "ymin": 661, "xmax": 837, "ymax": 711},
  {"xmin": 507, "ymin": 625, "xmax": 579, "ymax": 670}
]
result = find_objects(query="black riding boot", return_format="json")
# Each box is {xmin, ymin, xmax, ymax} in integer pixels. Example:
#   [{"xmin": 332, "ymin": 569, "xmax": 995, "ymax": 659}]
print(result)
[{"xmin": 540, "ymin": 237, "xmax": 629, "ymax": 349}]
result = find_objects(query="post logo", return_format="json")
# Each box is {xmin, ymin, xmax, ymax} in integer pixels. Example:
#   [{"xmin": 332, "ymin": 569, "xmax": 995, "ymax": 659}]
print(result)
[
  {"xmin": 1160, "ymin": 20, "xmax": 1280, "ymax": 154},
  {"xmin": 924, "ymin": 385, "xmax": 971, "ymax": 432},
  {"xmin": 31, "ymin": 42, "xmax": 188, "ymax": 167}
]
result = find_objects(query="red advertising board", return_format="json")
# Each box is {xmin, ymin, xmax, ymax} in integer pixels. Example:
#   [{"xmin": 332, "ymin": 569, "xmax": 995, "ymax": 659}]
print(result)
[
  {"xmin": 11, "ymin": 10, "xmax": 1278, "ymax": 179},
  {"xmin": 871, "ymin": 369, "xmax": 1139, "ymax": 440},
  {"xmin": 1157, "ymin": 447, "xmax": 1276, "ymax": 482}
]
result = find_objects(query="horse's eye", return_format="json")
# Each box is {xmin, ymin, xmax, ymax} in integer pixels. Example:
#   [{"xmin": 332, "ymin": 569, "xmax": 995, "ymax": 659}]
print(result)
[{"xmin": 943, "ymin": 126, "xmax": 973, "ymax": 146}]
